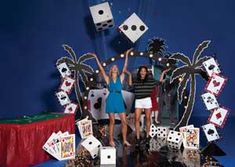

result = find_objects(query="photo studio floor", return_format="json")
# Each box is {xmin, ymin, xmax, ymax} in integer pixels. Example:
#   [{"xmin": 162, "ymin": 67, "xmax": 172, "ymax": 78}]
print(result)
[{"xmin": 34, "ymin": 116, "xmax": 235, "ymax": 167}]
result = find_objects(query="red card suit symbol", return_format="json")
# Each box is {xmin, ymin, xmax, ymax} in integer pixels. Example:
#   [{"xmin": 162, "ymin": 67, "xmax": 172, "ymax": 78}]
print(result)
[
  {"xmin": 65, "ymin": 81, "xmax": 71, "ymax": 87},
  {"xmin": 216, "ymin": 112, "xmax": 222, "ymax": 119},
  {"xmin": 213, "ymin": 80, "xmax": 220, "ymax": 87}
]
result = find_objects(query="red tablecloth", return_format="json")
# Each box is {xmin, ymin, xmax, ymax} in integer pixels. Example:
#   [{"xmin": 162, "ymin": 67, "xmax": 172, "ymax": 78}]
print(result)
[{"xmin": 0, "ymin": 113, "xmax": 75, "ymax": 167}]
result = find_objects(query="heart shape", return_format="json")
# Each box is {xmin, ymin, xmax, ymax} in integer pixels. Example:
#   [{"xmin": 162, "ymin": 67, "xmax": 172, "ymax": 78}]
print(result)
[
  {"xmin": 213, "ymin": 80, "xmax": 220, "ymax": 87},
  {"xmin": 65, "ymin": 81, "xmax": 71, "ymax": 87}
]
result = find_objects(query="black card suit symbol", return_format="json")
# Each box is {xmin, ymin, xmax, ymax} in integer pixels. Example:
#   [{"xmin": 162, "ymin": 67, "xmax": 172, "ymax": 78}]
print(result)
[
  {"xmin": 207, "ymin": 129, "xmax": 214, "ymax": 136},
  {"xmin": 91, "ymin": 94, "xmax": 94, "ymax": 97},
  {"xmin": 60, "ymin": 95, "xmax": 66, "ymax": 100},
  {"xmin": 61, "ymin": 67, "xmax": 67, "ymax": 73},
  {"xmin": 208, "ymin": 64, "xmax": 215, "ymax": 70},
  {"xmin": 206, "ymin": 96, "xmax": 214, "ymax": 104},
  {"xmin": 94, "ymin": 97, "xmax": 102, "ymax": 109}
]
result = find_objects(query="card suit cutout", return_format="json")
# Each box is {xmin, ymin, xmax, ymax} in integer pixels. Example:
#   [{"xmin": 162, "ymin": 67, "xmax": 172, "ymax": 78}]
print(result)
[{"xmin": 212, "ymin": 80, "xmax": 220, "ymax": 87}]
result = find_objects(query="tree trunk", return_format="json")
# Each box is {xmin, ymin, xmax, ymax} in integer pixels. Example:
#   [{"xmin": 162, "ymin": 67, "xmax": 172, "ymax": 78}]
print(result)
[{"xmin": 174, "ymin": 74, "xmax": 196, "ymax": 130}]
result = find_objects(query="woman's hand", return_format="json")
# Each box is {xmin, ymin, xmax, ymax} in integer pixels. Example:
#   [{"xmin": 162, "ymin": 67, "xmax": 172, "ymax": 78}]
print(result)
[
  {"xmin": 125, "ymin": 48, "xmax": 133, "ymax": 56},
  {"xmin": 124, "ymin": 69, "xmax": 131, "ymax": 75}
]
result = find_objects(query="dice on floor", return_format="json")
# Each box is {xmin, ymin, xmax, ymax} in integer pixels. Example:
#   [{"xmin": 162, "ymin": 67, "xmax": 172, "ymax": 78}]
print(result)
[
  {"xmin": 167, "ymin": 130, "xmax": 183, "ymax": 150},
  {"xmin": 89, "ymin": 2, "xmax": 114, "ymax": 31},
  {"xmin": 149, "ymin": 124, "xmax": 157, "ymax": 138},
  {"xmin": 81, "ymin": 135, "xmax": 102, "ymax": 159},
  {"xmin": 156, "ymin": 126, "xmax": 170, "ymax": 139},
  {"xmin": 119, "ymin": 13, "xmax": 148, "ymax": 43},
  {"xmin": 100, "ymin": 146, "xmax": 116, "ymax": 165}
]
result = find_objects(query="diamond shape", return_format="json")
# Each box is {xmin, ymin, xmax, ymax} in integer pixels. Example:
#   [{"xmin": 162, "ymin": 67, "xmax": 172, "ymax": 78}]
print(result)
[{"xmin": 216, "ymin": 112, "xmax": 222, "ymax": 119}]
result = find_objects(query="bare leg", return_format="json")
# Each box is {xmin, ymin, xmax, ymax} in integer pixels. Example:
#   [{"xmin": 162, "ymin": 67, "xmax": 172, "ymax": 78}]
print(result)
[
  {"xmin": 119, "ymin": 113, "xmax": 131, "ymax": 146},
  {"xmin": 108, "ymin": 113, "xmax": 115, "ymax": 147},
  {"xmin": 144, "ymin": 109, "xmax": 152, "ymax": 138},
  {"xmin": 135, "ymin": 108, "xmax": 142, "ymax": 139},
  {"xmin": 154, "ymin": 110, "xmax": 160, "ymax": 124}
]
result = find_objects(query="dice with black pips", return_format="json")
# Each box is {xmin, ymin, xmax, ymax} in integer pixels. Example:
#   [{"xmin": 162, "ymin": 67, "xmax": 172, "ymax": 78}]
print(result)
[
  {"xmin": 89, "ymin": 2, "xmax": 115, "ymax": 31},
  {"xmin": 81, "ymin": 135, "xmax": 102, "ymax": 159},
  {"xmin": 167, "ymin": 130, "xmax": 183, "ymax": 150},
  {"xmin": 100, "ymin": 146, "xmax": 116, "ymax": 165},
  {"xmin": 119, "ymin": 13, "xmax": 148, "ymax": 43}
]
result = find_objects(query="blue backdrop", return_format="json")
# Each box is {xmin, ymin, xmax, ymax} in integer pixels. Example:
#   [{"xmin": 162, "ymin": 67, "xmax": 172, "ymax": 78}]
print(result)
[{"xmin": 0, "ymin": 0, "xmax": 234, "ymax": 119}]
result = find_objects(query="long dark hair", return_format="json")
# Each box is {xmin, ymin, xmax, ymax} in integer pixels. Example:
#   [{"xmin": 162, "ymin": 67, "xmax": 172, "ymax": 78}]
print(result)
[{"xmin": 137, "ymin": 65, "xmax": 149, "ymax": 82}]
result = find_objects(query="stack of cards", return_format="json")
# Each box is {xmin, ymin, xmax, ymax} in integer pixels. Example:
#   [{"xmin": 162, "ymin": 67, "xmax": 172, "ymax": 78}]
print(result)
[
  {"xmin": 56, "ymin": 62, "xmax": 79, "ymax": 114},
  {"xmin": 76, "ymin": 117, "xmax": 93, "ymax": 139},
  {"xmin": 43, "ymin": 131, "xmax": 76, "ymax": 160}
]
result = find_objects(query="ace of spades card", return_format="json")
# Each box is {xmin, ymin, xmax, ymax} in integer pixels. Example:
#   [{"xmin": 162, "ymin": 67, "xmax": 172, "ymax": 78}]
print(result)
[
  {"xmin": 203, "ymin": 57, "xmax": 221, "ymax": 77},
  {"xmin": 183, "ymin": 128, "xmax": 200, "ymax": 150},
  {"xmin": 56, "ymin": 91, "xmax": 71, "ymax": 106},
  {"xmin": 205, "ymin": 73, "xmax": 227, "ymax": 96},
  {"xmin": 60, "ymin": 77, "xmax": 75, "ymax": 94},
  {"xmin": 64, "ymin": 103, "xmax": 78, "ymax": 114},
  {"xmin": 201, "ymin": 92, "xmax": 219, "ymax": 111},
  {"xmin": 76, "ymin": 117, "xmax": 93, "ymax": 139},
  {"xmin": 60, "ymin": 134, "xmax": 76, "ymax": 160},
  {"xmin": 208, "ymin": 107, "xmax": 229, "ymax": 128},
  {"xmin": 88, "ymin": 89, "xmax": 109, "ymax": 120},
  {"xmin": 202, "ymin": 123, "xmax": 220, "ymax": 142},
  {"xmin": 57, "ymin": 62, "xmax": 72, "ymax": 78}
]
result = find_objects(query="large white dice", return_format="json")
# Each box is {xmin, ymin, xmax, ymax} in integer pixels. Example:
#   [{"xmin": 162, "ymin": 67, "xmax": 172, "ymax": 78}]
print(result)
[
  {"xmin": 119, "ymin": 13, "xmax": 148, "ymax": 43},
  {"xmin": 156, "ymin": 126, "xmax": 170, "ymax": 139},
  {"xmin": 167, "ymin": 130, "xmax": 183, "ymax": 150},
  {"xmin": 100, "ymin": 146, "xmax": 116, "ymax": 165},
  {"xmin": 89, "ymin": 2, "xmax": 114, "ymax": 31},
  {"xmin": 81, "ymin": 135, "xmax": 102, "ymax": 159}
]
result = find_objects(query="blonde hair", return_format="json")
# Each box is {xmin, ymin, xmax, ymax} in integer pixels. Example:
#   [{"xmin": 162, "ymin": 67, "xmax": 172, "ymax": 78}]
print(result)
[{"xmin": 109, "ymin": 65, "xmax": 119, "ymax": 77}]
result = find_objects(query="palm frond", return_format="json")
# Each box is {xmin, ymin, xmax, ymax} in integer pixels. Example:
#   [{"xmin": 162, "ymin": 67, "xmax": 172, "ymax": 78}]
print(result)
[
  {"xmin": 56, "ymin": 57, "xmax": 75, "ymax": 66},
  {"xmin": 194, "ymin": 68, "xmax": 209, "ymax": 81},
  {"xmin": 80, "ymin": 63, "xmax": 94, "ymax": 74},
  {"xmin": 192, "ymin": 40, "xmax": 211, "ymax": 64},
  {"xmin": 78, "ymin": 53, "xmax": 95, "ymax": 63},
  {"xmin": 170, "ymin": 65, "xmax": 190, "ymax": 83},
  {"xmin": 177, "ymin": 73, "xmax": 190, "ymax": 103},
  {"xmin": 170, "ymin": 53, "xmax": 191, "ymax": 65},
  {"xmin": 195, "ymin": 56, "xmax": 210, "ymax": 67},
  {"xmin": 62, "ymin": 44, "xmax": 77, "ymax": 61},
  {"xmin": 147, "ymin": 37, "xmax": 167, "ymax": 54}
]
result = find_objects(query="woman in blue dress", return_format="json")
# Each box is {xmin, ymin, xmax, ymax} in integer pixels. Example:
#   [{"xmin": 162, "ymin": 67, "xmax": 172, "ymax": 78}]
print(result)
[{"xmin": 91, "ymin": 49, "xmax": 132, "ymax": 147}]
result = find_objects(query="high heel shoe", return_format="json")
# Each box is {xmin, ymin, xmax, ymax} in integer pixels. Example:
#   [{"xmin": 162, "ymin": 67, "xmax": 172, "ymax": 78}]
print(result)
[{"xmin": 123, "ymin": 141, "xmax": 131, "ymax": 147}]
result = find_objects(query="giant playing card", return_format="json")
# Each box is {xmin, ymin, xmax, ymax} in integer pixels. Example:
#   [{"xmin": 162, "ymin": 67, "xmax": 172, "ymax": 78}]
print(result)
[
  {"xmin": 205, "ymin": 73, "xmax": 227, "ymax": 96},
  {"xmin": 208, "ymin": 107, "xmax": 229, "ymax": 128}
]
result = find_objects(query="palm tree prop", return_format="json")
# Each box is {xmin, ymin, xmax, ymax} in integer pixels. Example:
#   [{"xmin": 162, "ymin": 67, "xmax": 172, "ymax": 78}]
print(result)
[
  {"xmin": 56, "ymin": 44, "xmax": 95, "ymax": 118},
  {"xmin": 170, "ymin": 40, "xmax": 211, "ymax": 130}
]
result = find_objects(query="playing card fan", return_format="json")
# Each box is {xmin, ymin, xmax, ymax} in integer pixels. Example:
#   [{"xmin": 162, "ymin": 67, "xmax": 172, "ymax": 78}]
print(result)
[{"xmin": 43, "ymin": 131, "xmax": 75, "ymax": 160}]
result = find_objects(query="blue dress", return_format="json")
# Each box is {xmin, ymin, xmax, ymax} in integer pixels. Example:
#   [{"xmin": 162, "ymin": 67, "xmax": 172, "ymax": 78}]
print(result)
[{"xmin": 106, "ymin": 77, "xmax": 125, "ymax": 113}]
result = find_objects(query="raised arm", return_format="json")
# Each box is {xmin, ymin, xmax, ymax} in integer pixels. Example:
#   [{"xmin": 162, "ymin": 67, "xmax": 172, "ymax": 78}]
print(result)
[
  {"xmin": 120, "ymin": 48, "xmax": 132, "ymax": 83},
  {"xmin": 160, "ymin": 68, "xmax": 170, "ymax": 82},
  {"xmin": 124, "ymin": 70, "xmax": 133, "ymax": 86},
  {"xmin": 89, "ymin": 53, "xmax": 109, "ymax": 84}
]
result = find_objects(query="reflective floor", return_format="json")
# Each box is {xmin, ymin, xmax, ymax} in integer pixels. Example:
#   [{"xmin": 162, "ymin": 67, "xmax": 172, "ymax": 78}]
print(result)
[
  {"xmin": 35, "ymin": 116, "xmax": 235, "ymax": 167},
  {"xmin": 65, "ymin": 127, "xmax": 224, "ymax": 167}
]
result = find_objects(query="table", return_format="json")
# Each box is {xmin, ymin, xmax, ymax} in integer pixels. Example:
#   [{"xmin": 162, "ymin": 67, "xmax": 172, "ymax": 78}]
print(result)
[{"xmin": 0, "ymin": 113, "xmax": 75, "ymax": 167}]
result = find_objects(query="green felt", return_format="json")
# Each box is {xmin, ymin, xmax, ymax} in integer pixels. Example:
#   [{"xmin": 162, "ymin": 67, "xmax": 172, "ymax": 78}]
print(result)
[{"xmin": 0, "ymin": 113, "xmax": 64, "ymax": 124}]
